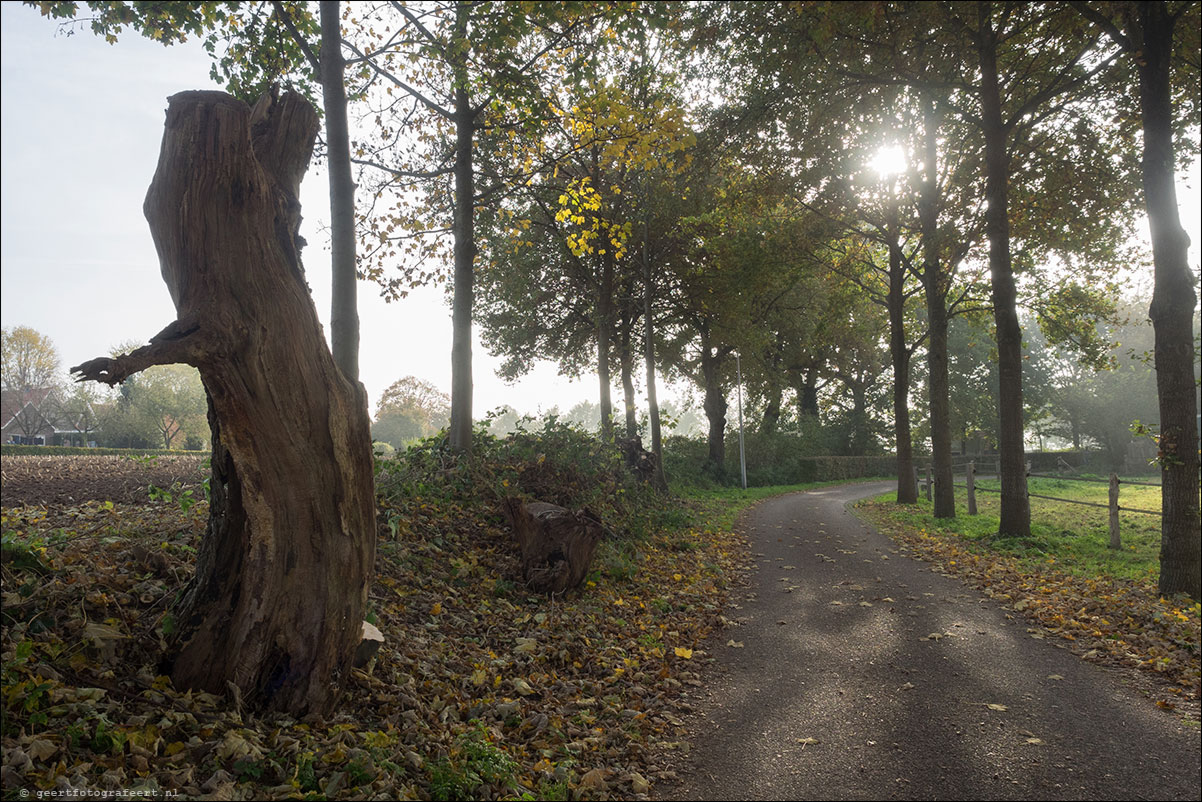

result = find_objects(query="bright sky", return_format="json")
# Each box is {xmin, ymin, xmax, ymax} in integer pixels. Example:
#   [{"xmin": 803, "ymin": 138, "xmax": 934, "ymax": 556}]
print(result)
[{"xmin": 0, "ymin": 4, "xmax": 601, "ymax": 419}]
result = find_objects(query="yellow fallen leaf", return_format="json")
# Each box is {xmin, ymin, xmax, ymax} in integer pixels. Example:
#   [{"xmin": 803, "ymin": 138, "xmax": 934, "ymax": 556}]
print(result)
[
  {"xmin": 985, "ymin": 703, "xmax": 1008, "ymax": 711},
  {"xmin": 726, "ymin": 640, "xmax": 744, "ymax": 648},
  {"xmin": 1026, "ymin": 737, "xmax": 1043, "ymax": 745},
  {"xmin": 431, "ymin": 602, "xmax": 442, "ymax": 615},
  {"xmin": 674, "ymin": 647, "xmax": 693, "ymax": 659},
  {"xmin": 1047, "ymin": 674, "xmax": 1064, "ymax": 681}
]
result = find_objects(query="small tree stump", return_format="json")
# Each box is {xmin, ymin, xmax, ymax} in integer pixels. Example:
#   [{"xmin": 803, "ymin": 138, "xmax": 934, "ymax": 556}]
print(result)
[
  {"xmin": 501, "ymin": 499, "xmax": 604, "ymax": 595},
  {"xmin": 619, "ymin": 436, "xmax": 658, "ymax": 484}
]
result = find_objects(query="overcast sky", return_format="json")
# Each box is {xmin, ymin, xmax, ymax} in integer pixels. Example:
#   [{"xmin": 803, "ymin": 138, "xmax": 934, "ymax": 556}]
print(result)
[
  {"xmin": 1, "ymin": 5, "xmax": 1198, "ymax": 423},
  {"xmin": 0, "ymin": 4, "xmax": 602, "ymax": 419}
]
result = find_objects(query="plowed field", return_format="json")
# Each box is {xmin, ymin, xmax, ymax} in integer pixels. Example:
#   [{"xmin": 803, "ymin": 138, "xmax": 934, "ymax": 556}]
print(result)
[{"xmin": 0, "ymin": 454, "xmax": 207, "ymax": 505}]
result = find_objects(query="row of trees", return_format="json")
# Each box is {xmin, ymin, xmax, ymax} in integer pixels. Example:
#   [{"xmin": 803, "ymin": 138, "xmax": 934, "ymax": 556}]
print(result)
[
  {"xmin": 1, "ymin": 326, "xmax": 207, "ymax": 449},
  {"xmin": 41, "ymin": 0, "xmax": 1199, "ymax": 591},
  {"xmin": 30, "ymin": 1, "xmax": 1199, "ymax": 717}
]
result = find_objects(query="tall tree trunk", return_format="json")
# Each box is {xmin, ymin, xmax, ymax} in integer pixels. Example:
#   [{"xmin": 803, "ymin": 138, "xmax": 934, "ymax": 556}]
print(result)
[
  {"xmin": 1132, "ymin": 3, "xmax": 1201, "ymax": 599},
  {"xmin": 619, "ymin": 324, "xmax": 638, "ymax": 435},
  {"xmin": 701, "ymin": 350, "xmax": 728, "ymax": 478},
  {"xmin": 643, "ymin": 227, "xmax": 668, "ymax": 491},
  {"xmin": 849, "ymin": 380, "xmax": 870, "ymax": 456},
  {"xmin": 920, "ymin": 94, "xmax": 955, "ymax": 518},
  {"xmin": 760, "ymin": 338, "xmax": 784, "ymax": 436},
  {"xmin": 596, "ymin": 249, "xmax": 615, "ymax": 440},
  {"xmin": 321, "ymin": 0, "xmax": 359, "ymax": 382},
  {"xmin": 886, "ymin": 195, "xmax": 917, "ymax": 504},
  {"xmin": 795, "ymin": 364, "xmax": 821, "ymax": 418},
  {"xmin": 71, "ymin": 91, "xmax": 376, "ymax": 716},
  {"xmin": 761, "ymin": 383, "xmax": 782, "ymax": 436},
  {"xmin": 448, "ymin": 3, "xmax": 475, "ymax": 454},
  {"xmin": 978, "ymin": 3, "xmax": 1030, "ymax": 538}
]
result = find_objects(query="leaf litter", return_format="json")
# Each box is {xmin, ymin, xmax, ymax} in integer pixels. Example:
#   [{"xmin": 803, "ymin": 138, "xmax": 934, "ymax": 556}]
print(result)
[{"xmin": 2, "ymin": 444, "xmax": 752, "ymax": 800}]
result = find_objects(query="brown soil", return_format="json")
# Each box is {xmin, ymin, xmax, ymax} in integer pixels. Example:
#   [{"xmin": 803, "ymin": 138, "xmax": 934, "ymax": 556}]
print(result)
[{"xmin": 0, "ymin": 454, "xmax": 208, "ymax": 506}]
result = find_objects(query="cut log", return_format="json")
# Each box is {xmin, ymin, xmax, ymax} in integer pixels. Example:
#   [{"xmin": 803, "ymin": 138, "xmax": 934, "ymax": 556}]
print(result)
[
  {"xmin": 501, "ymin": 498, "xmax": 604, "ymax": 595},
  {"xmin": 71, "ymin": 90, "xmax": 375, "ymax": 716}
]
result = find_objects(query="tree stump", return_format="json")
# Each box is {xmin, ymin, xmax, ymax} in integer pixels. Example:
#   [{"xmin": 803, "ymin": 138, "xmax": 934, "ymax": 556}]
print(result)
[
  {"xmin": 71, "ymin": 90, "xmax": 375, "ymax": 716},
  {"xmin": 619, "ymin": 435, "xmax": 658, "ymax": 484},
  {"xmin": 501, "ymin": 498, "xmax": 604, "ymax": 595}
]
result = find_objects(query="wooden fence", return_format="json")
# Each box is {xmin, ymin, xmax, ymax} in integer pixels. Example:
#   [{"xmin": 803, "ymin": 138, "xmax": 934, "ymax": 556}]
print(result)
[{"xmin": 911, "ymin": 461, "xmax": 1162, "ymax": 549}]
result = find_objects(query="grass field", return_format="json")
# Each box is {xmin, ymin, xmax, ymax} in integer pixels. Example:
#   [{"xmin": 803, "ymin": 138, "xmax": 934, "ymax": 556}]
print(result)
[{"xmin": 871, "ymin": 474, "xmax": 1164, "ymax": 583}]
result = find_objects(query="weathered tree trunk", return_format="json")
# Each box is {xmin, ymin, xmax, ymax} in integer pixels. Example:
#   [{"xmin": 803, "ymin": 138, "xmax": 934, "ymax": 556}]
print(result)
[
  {"xmin": 1131, "ymin": 2, "xmax": 1201, "ymax": 600},
  {"xmin": 71, "ymin": 91, "xmax": 376, "ymax": 716},
  {"xmin": 502, "ymin": 499, "xmax": 604, "ymax": 595},
  {"xmin": 978, "ymin": 4, "xmax": 1031, "ymax": 538},
  {"xmin": 920, "ymin": 94, "xmax": 955, "ymax": 518},
  {"xmin": 448, "ymin": 3, "xmax": 476, "ymax": 454},
  {"xmin": 321, "ymin": 0, "xmax": 360, "ymax": 382}
]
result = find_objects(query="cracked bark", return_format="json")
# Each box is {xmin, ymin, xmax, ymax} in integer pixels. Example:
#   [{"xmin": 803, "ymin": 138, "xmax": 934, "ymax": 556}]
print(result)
[{"xmin": 71, "ymin": 90, "xmax": 376, "ymax": 716}]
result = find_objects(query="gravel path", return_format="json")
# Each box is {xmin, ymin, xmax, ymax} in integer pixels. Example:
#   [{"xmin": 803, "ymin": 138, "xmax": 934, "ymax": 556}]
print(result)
[{"xmin": 663, "ymin": 481, "xmax": 1201, "ymax": 801}]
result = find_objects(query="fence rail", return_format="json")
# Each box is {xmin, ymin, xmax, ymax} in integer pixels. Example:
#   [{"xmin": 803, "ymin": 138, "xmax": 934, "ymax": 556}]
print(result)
[{"xmin": 911, "ymin": 461, "xmax": 1161, "ymax": 550}]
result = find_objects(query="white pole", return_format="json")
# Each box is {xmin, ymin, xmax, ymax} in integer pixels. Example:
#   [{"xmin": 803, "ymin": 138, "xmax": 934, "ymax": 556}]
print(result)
[{"xmin": 736, "ymin": 351, "xmax": 747, "ymax": 490}]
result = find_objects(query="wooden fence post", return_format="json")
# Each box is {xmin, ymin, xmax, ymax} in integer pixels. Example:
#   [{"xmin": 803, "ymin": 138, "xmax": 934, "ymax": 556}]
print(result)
[
  {"xmin": 913, "ymin": 465, "xmax": 920, "ymax": 500},
  {"xmin": 1108, "ymin": 473, "xmax": 1121, "ymax": 550},
  {"xmin": 925, "ymin": 466, "xmax": 932, "ymax": 501},
  {"xmin": 967, "ymin": 461, "xmax": 977, "ymax": 515}
]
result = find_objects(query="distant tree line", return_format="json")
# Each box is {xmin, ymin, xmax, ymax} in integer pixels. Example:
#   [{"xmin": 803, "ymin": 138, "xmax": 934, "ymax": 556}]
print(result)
[{"xmin": 1, "ymin": 326, "xmax": 208, "ymax": 449}]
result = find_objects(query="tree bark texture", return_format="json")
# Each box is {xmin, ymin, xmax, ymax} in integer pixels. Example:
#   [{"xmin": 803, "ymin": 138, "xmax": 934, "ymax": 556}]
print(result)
[
  {"xmin": 71, "ymin": 90, "xmax": 376, "ymax": 716},
  {"xmin": 1132, "ymin": 2, "xmax": 1201, "ymax": 599},
  {"xmin": 886, "ymin": 200, "xmax": 917, "ymax": 504},
  {"xmin": 978, "ymin": 4, "xmax": 1031, "ymax": 538},
  {"xmin": 501, "ymin": 499, "xmax": 604, "ymax": 595},
  {"xmin": 321, "ymin": 0, "xmax": 360, "ymax": 383},
  {"xmin": 920, "ymin": 95, "xmax": 955, "ymax": 518}
]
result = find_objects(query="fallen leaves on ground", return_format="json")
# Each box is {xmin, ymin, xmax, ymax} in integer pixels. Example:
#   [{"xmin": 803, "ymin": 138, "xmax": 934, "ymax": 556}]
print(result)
[
  {"xmin": 862, "ymin": 501, "xmax": 1201, "ymax": 716},
  {"xmin": 2, "ymin": 463, "xmax": 748, "ymax": 800}
]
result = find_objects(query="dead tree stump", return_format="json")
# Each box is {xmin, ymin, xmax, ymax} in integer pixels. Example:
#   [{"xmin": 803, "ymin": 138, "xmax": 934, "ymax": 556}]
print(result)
[
  {"xmin": 619, "ymin": 436, "xmax": 659, "ymax": 484},
  {"xmin": 71, "ymin": 90, "xmax": 375, "ymax": 716},
  {"xmin": 502, "ymin": 498, "xmax": 604, "ymax": 595}
]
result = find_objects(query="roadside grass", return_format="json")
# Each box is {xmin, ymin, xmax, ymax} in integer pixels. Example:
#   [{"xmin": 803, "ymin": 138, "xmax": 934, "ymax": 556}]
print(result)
[
  {"xmin": 868, "ymin": 475, "xmax": 1163, "ymax": 583},
  {"xmin": 859, "ymin": 475, "xmax": 1200, "ymax": 713}
]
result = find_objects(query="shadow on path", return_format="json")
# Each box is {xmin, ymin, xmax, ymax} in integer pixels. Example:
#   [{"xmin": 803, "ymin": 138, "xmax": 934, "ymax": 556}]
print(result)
[{"xmin": 662, "ymin": 482, "xmax": 1201, "ymax": 801}]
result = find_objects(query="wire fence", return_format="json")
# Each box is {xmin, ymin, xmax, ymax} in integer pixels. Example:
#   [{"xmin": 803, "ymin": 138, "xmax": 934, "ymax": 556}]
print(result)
[{"xmin": 908, "ymin": 459, "xmax": 1162, "ymax": 549}]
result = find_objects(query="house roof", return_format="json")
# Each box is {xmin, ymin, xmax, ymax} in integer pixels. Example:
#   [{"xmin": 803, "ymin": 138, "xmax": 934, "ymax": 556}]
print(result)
[{"xmin": 1, "ymin": 387, "xmax": 57, "ymax": 432}]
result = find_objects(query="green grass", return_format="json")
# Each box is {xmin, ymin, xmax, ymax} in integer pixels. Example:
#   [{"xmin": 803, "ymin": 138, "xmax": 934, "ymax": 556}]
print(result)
[{"xmin": 867, "ymin": 475, "xmax": 1163, "ymax": 583}]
